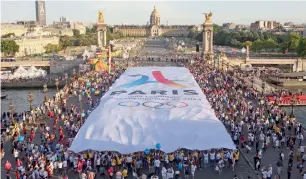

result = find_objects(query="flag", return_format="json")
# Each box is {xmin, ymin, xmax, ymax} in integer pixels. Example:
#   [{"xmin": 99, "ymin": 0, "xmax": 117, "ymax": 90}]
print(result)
[
  {"xmin": 89, "ymin": 58, "xmax": 98, "ymax": 65},
  {"xmin": 95, "ymin": 61, "xmax": 108, "ymax": 72}
]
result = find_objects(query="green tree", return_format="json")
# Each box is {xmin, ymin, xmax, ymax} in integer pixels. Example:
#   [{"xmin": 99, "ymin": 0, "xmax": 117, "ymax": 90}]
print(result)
[
  {"xmin": 1, "ymin": 40, "xmax": 19, "ymax": 56},
  {"xmin": 230, "ymin": 39, "xmax": 241, "ymax": 47},
  {"xmin": 1, "ymin": 33, "xmax": 15, "ymax": 38},
  {"xmin": 263, "ymin": 38, "xmax": 278, "ymax": 51},
  {"xmin": 213, "ymin": 24, "xmax": 221, "ymax": 32},
  {"xmin": 251, "ymin": 31, "xmax": 260, "ymax": 41},
  {"xmin": 44, "ymin": 43, "xmax": 60, "ymax": 54},
  {"xmin": 86, "ymin": 25, "xmax": 97, "ymax": 34},
  {"xmin": 72, "ymin": 29, "xmax": 81, "ymax": 37},
  {"xmin": 251, "ymin": 39, "xmax": 264, "ymax": 53},
  {"xmin": 59, "ymin": 35, "xmax": 75, "ymax": 49},
  {"xmin": 297, "ymin": 38, "xmax": 306, "ymax": 58},
  {"xmin": 262, "ymin": 32, "xmax": 271, "ymax": 40},
  {"xmin": 243, "ymin": 41, "xmax": 253, "ymax": 48},
  {"xmin": 287, "ymin": 32, "xmax": 301, "ymax": 52},
  {"xmin": 230, "ymin": 32, "xmax": 241, "ymax": 40}
]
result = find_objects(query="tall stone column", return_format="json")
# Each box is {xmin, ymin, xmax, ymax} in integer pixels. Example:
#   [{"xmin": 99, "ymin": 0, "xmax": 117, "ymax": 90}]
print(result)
[
  {"xmin": 202, "ymin": 13, "xmax": 214, "ymax": 62},
  {"xmin": 246, "ymin": 45, "xmax": 250, "ymax": 60},
  {"xmin": 97, "ymin": 28, "xmax": 107, "ymax": 47},
  {"xmin": 96, "ymin": 11, "xmax": 107, "ymax": 47}
]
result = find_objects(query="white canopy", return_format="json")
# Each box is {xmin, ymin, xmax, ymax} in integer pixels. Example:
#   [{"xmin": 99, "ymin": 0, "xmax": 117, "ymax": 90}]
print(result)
[
  {"xmin": 27, "ymin": 66, "xmax": 38, "ymax": 73},
  {"xmin": 70, "ymin": 67, "xmax": 235, "ymax": 154},
  {"xmin": 15, "ymin": 65, "xmax": 27, "ymax": 73}
]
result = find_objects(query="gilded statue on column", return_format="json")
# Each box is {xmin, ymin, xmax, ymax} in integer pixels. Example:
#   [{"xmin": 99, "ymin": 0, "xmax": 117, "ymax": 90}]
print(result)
[
  {"xmin": 204, "ymin": 12, "xmax": 213, "ymax": 24},
  {"xmin": 98, "ymin": 10, "xmax": 104, "ymax": 23}
]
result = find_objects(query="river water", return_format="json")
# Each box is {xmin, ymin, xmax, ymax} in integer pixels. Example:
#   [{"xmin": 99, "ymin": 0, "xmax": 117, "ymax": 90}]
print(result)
[{"xmin": 1, "ymin": 89, "xmax": 56, "ymax": 112}]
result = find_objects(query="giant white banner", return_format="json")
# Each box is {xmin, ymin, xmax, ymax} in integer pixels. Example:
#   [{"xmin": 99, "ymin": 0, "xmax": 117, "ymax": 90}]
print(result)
[{"xmin": 70, "ymin": 67, "xmax": 235, "ymax": 153}]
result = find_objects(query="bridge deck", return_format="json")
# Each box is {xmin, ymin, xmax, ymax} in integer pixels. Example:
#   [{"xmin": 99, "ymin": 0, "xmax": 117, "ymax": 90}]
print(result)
[{"xmin": 1, "ymin": 61, "xmax": 50, "ymax": 67}]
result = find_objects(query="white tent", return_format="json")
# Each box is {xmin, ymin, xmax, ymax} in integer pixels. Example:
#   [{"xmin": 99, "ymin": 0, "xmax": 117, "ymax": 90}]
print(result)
[
  {"xmin": 15, "ymin": 65, "xmax": 27, "ymax": 74},
  {"xmin": 70, "ymin": 67, "xmax": 235, "ymax": 154},
  {"xmin": 27, "ymin": 66, "xmax": 38, "ymax": 73},
  {"xmin": 82, "ymin": 49, "xmax": 94, "ymax": 60}
]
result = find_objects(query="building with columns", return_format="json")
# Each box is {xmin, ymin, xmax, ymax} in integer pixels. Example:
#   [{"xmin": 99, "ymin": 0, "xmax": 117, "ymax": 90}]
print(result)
[
  {"xmin": 2, "ymin": 36, "xmax": 59, "ymax": 57},
  {"xmin": 113, "ymin": 6, "xmax": 194, "ymax": 37}
]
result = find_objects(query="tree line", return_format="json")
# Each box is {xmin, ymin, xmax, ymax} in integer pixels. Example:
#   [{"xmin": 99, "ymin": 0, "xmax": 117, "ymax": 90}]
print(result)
[
  {"xmin": 0, "ymin": 26, "xmax": 124, "ymax": 56},
  {"xmin": 58, "ymin": 26, "xmax": 124, "ymax": 51},
  {"xmin": 192, "ymin": 25, "xmax": 306, "ymax": 58}
]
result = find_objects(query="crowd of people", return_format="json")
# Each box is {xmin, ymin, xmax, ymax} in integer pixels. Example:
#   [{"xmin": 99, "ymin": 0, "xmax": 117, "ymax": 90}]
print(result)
[
  {"xmin": 189, "ymin": 61, "xmax": 305, "ymax": 179},
  {"xmin": 1, "ymin": 58, "xmax": 306, "ymax": 179}
]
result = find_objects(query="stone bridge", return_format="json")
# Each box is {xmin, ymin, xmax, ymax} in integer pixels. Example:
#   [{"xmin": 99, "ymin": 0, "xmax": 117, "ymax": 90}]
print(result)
[
  {"xmin": 226, "ymin": 57, "xmax": 306, "ymax": 72},
  {"xmin": 1, "ymin": 60, "xmax": 50, "ymax": 68}
]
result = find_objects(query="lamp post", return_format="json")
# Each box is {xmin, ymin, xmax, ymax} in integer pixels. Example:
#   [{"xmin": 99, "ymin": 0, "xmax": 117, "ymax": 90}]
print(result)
[
  {"xmin": 261, "ymin": 82, "xmax": 265, "ymax": 95},
  {"xmin": 218, "ymin": 54, "xmax": 220, "ymax": 69},
  {"xmin": 222, "ymin": 60, "xmax": 224, "ymax": 70},
  {"xmin": 227, "ymin": 62, "xmax": 229, "ymax": 71},
  {"xmin": 241, "ymin": 47, "xmax": 246, "ymax": 64},
  {"xmin": 28, "ymin": 92, "xmax": 33, "ymax": 111},
  {"xmin": 73, "ymin": 68, "xmax": 76, "ymax": 78},
  {"xmin": 43, "ymin": 83, "xmax": 48, "ymax": 102},
  {"xmin": 290, "ymin": 98, "xmax": 295, "ymax": 117},
  {"xmin": 251, "ymin": 76, "xmax": 254, "ymax": 88},
  {"xmin": 78, "ymin": 94, "xmax": 82, "ymax": 112},
  {"xmin": 65, "ymin": 73, "xmax": 68, "ymax": 86},
  {"xmin": 55, "ymin": 78, "xmax": 59, "ymax": 92},
  {"xmin": 9, "ymin": 103, "xmax": 15, "ymax": 124}
]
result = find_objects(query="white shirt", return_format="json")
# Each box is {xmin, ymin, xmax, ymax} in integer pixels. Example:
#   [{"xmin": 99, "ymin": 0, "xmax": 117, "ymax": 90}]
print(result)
[
  {"xmin": 14, "ymin": 151, "xmax": 19, "ymax": 158},
  {"xmin": 262, "ymin": 171, "xmax": 267, "ymax": 178},
  {"xmin": 266, "ymin": 169, "xmax": 272, "ymax": 177},
  {"xmin": 58, "ymin": 162, "xmax": 63, "ymax": 169},
  {"xmin": 210, "ymin": 153, "xmax": 215, "ymax": 160},
  {"xmin": 63, "ymin": 161, "xmax": 67, "ymax": 167},
  {"xmin": 126, "ymin": 156, "xmax": 132, "ymax": 163},
  {"xmin": 191, "ymin": 165, "xmax": 197, "ymax": 174},
  {"xmin": 154, "ymin": 160, "xmax": 161, "ymax": 167}
]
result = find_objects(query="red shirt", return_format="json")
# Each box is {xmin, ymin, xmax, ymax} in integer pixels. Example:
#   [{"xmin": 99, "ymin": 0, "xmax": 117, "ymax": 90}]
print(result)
[{"xmin": 240, "ymin": 136, "xmax": 245, "ymax": 142}]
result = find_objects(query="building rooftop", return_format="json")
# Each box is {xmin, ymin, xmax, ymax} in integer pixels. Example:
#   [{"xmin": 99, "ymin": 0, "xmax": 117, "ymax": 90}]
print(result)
[{"xmin": 2, "ymin": 35, "xmax": 57, "ymax": 41}]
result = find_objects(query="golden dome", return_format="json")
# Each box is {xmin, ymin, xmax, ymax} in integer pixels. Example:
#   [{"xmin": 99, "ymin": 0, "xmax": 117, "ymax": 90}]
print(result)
[{"xmin": 151, "ymin": 6, "xmax": 160, "ymax": 17}]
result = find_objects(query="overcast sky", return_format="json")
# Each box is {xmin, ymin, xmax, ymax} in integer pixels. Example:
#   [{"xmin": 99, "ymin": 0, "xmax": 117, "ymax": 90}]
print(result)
[{"xmin": 1, "ymin": 1, "xmax": 306, "ymax": 25}]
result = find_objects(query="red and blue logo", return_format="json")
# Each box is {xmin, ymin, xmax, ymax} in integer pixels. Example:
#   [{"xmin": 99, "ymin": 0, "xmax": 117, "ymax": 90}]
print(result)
[{"xmin": 121, "ymin": 71, "xmax": 188, "ymax": 88}]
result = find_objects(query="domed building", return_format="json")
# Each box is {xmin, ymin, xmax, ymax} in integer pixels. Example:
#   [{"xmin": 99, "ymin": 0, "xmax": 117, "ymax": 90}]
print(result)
[{"xmin": 113, "ymin": 6, "xmax": 194, "ymax": 37}]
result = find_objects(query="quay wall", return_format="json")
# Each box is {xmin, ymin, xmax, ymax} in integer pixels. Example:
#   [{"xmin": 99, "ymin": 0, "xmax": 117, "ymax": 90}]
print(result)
[
  {"xmin": 282, "ymin": 81, "xmax": 306, "ymax": 87},
  {"xmin": 1, "ymin": 81, "xmax": 66, "ymax": 89}
]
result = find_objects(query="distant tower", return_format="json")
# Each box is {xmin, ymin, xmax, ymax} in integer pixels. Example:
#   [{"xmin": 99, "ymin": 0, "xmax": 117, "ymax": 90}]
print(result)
[{"xmin": 35, "ymin": 0, "xmax": 46, "ymax": 26}]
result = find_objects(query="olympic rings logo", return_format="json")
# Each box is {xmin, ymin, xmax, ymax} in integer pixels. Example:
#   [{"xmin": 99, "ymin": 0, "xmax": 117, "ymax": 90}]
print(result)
[{"xmin": 118, "ymin": 101, "xmax": 188, "ymax": 109}]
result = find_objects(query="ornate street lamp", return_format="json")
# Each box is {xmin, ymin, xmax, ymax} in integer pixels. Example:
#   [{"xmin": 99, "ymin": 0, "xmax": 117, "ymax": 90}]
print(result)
[
  {"xmin": 261, "ymin": 82, "xmax": 265, "ymax": 95},
  {"xmin": 73, "ymin": 68, "xmax": 76, "ymax": 78},
  {"xmin": 222, "ymin": 60, "xmax": 224, "ymax": 70},
  {"xmin": 65, "ymin": 73, "xmax": 68, "ymax": 85},
  {"xmin": 78, "ymin": 94, "xmax": 82, "ymax": 112},
  {"xmin": 251, "ymin": 76, "xmax": 254, "ymax": 88},
  {"xmin": 43, "ymin": 83, "xmax": 48, "ymax": 102},
  {"xmin": 28, "ymin": 92, "xmax": 33, "ymax": 110},
  {"xmin": 9, "ymin": 103, "xmax": 15, "ymax": 124},
  {"xmin": 241, "ymin": 47, "xmax": 246, "ymax": 64},
  {"xmin": 290, "ymin": 98, "xmax": 295, "ymax": 117},
  {"xmin": 55, "ymin": 78, "xmax": 59, "ymax": 92}
]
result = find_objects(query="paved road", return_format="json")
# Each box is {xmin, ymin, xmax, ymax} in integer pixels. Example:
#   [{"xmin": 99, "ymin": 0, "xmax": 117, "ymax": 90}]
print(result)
[{"xmin": 1, "ymin": 40, "xmax": 257, "ymax": 179}]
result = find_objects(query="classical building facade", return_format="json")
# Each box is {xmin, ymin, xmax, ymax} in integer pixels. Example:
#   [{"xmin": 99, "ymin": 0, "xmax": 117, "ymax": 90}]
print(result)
[
  {"xmin": 1, "ymin": 23, "xmax": 29, "ymax": 36},
  {"xmin": 113, "ymin": 6, "xmax": 194, "ymax": 37},
  {"xmin": 4, "ymin": 36, "xmax": 59, "ymax": 57}
]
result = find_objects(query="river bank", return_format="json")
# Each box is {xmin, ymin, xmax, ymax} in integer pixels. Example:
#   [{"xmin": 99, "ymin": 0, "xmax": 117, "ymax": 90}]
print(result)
[{"xmin": 1, "ymin": 81, "xmax": 66, "ymax": 89}]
